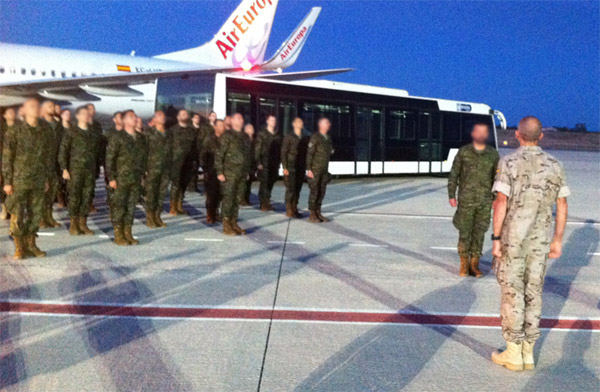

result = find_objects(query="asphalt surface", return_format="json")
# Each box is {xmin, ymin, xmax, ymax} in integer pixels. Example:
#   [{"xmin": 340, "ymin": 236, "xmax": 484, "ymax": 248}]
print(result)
[{"xmin": 1, "ymin": 150, "xmax": 598, "ymax": 391}]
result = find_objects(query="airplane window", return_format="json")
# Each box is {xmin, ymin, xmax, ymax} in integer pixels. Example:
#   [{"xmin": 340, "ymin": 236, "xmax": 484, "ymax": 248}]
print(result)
[
  {"xmin": 61, "ymin": 71, "xmax": 66, "ymax": 78},
  {"xmin": 0, "ymin": 67, "xmax": 4, "ymax": 73},
  {"xmin": 72, "ymin": 72, "xmax": 76, "ymax": 77},
  {"xmin": 31, "ymin": 69, "xmax": 36, "ymax": 76},
  {"xmin": 51, "ymin": 70, "xmax": 56, "ymax": 77},
  {"xmin": 41, "ymin": 70, "xmax": 46, "ymax": 76},
  {"xmin": 21, "ymin": 68, "xmax": 26, "ymax": 75},
  {"xmin": 10, "ymin": 67, "xmax": 16, "ymax": 74}
]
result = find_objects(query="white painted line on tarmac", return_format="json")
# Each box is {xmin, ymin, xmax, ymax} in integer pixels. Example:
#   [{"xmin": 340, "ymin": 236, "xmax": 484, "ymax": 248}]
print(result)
[
  {"xmin": 267, "ymin": 240, "xmax": 306, "ymax": 245},
  {"xmin": 430, "ymin": 246, "xmax": 456, "ymax": 251},
  {"xmin": 98, "ymin": 234, "xmax": 110, "ymax": 239},
  {"xmin": 348, "ymin": 243, "xmax": 388, "ymax": 248},
  {"xmin": 37, "ymin": 232, "xmax": 55, "ymax": 236},
  {"xmin": 184, "ymin": 238, "xmax": 224, "ymax": 242},
  {"xmin": 588, "ymin": 252, "xmax": 600, "ymax": 256}
]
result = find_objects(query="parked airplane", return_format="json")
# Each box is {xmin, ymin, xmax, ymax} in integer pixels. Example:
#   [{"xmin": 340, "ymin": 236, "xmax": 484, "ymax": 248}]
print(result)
[{"xmin": 0, "ymin": 0, "xmax": 350, "ymax": 120}]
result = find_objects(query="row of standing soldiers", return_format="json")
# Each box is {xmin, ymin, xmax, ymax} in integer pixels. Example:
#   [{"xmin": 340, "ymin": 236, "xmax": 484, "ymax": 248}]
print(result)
[{"xmin": 1, "ymin": 100, "xmax": 334, "ymax": 258}]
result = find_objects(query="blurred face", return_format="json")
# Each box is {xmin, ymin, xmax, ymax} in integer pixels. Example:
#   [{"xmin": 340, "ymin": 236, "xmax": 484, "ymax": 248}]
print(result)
[
  {"xmin": 244, "ymin": 124, "xmax": 255, "ymax": 137},
  {"xmin": 76, "ymin": 108, "xmax": 90, "ymax": 125},
  {"xmin": 177, "ymin": 110, "xmax": 189, "ymax": 124},
  {"xmin": 209, "ymin": 112, "xmax": 217, "ymax": 123},
  {"xmin": 192, "ymin": 114, "xmax": 200, "ymax": 126},
  {"xmin": 154, "ymin": 111, "xmax": 166, "ymax": 126},
  {"xmin": 54, "ymin": 104, "xmax": 62, "ymax": 116},
  {"xmin": 123, "ymin": 111, "xmax": 137, "ymax": 128},
  {"xmin": 41, "ymin": 101, "xmax": 55, "ymax": 117},
  {"xmin": 17, "ymin": 106, "xmax": 25, "ymax": 119},
  {"xmin": 471, "ymin": 124, "xmax": 489, "ymax": 145},
  {"xmin": 231, "ymin": 114, "xmax": 244, "ymax": 131},
  {"xmin": 214, "ymin": 120, "xmax": 225, "ymax": 136},
  {"xmin": 224, "ymin": 116, "xmax": 232, "ymax": 130},
  {"xmin": 135, "ymin": 117, "xmax": 143, "ymax": 130},
  {"xmin": 113, "ymin": 113, "xmax": 123, "ymax": 128},
  {"xmin": 318, "ymin": 118, "xmax": 331, "ymax": 135},
  {"xmin": 292, "ymin": 118, "xmax": 303, "ymax": 132},
  {"xmin": 23, "ymin": 99, "xmax": 40, "ymax": 121},
  {"xmin": 266, "ymin": 115, "xmax": 276, "ymax": 129},
  {"xmin": 86, "ymin": 104, "xmax": 96, "ymax": 118},
  {"xmin": 61, "ymin": 110, "xmax": 71, "ymax": 123},
  {"xmin": 3, "ymin": 108, "xmax": 16, "ymax": 123}
]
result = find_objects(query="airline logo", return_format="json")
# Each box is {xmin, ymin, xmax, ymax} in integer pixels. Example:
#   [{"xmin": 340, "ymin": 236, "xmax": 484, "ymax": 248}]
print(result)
[
  {"xmin": 216, "ymin": 0, "xmax": 275, "ymax": 60},
  {"xmin": 280, "ymin": 26, "xmax": 308, "ymax": 60},
  {"xmin": 116, "ymin": 65, "xmax": 132, "ymax": 72}
]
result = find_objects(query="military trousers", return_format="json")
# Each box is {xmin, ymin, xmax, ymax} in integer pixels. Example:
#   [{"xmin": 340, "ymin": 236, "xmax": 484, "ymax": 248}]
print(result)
[
  {"xmin": 145, "ymin": 169, "xmax": 170, "ymax": 212},
  {"xmin": 307, "ymin": 171, "xmax": 329, "ymax": 211},
  {"xmin": 204, "ymin": 170, "xmax": 221, "ymax": 213},
  {"xmin": 494, "ymin": 253, "xmax": 547, "ymax": 343},
  {"xmin": 43, "ymin": 175, "xmax": 59, "ymax": 214},
  {"xmin": 220, "ymin": 173, "xmax": 245, "ymax": 219},
  {"xmin": 111, "ymin": 181, "xmax": 141, "ymax": 226},
  {"xmin": 170, "ymin": 154, "xmax": 195, "ymax": 203},
  {"xmin": 284, "ymin": 170, "xmax": 304, "ymax": 207},
  {"xmin": 67, "ymin": 171, "xmax": 95, "ymax": 217},
  {"xmin": 258, "ymin": 168, "xmax": 278, "ymax": 205},
  {"xmin": 7, "ymin": 186, "xmax": 44, "ymax": 236},
  {"xmin": 242, "ymin": 174, "xmax": 255, "ymax": 204},
  {"xmin": 452, "ymin": 201, "xmax": 492, "ymax": 256}
]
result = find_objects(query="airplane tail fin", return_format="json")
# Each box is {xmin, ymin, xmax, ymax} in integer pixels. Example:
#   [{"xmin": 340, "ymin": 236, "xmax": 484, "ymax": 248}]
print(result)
[
  {"xmin": 260, "ymin": 7, "xmax": 321, "ymax": 72},
  {"xmin": 155, "ymin": 0, "xmax": 280, "ymax": 69}
]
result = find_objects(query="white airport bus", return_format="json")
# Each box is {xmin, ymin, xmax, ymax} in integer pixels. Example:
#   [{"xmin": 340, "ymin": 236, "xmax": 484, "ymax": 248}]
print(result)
[{"xmin": 156, "ymin": 73, "xmax": 506, "ymax": 176}]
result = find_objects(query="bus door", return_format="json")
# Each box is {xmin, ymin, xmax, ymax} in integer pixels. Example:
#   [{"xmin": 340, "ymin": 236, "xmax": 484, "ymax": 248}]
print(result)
[
  {"xmin": 356, "ymin": 106, "xmax": 384, "ymax": 175},
  {"xmin": 418, "ymin": 112, "xmax": 442, "ymax": 174}
]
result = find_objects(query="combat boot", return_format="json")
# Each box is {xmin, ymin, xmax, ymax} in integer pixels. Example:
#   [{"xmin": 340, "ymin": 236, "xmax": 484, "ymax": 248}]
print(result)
[
  {"xmin": 113, "ymin": 225, "xmax": 129, "ymax": 246},
  {"xmin": 206, "ymin": 209, "xmax": 216, "ymax": 225},
  {"xmin": 470, "ymin": 255, "xmax": 483, "ymax": 278},
  {"xmin": 316, "ymin": 209, "xmax": 329, "ymax": 222},
  {"xmin": 89, "ymin": 203, "xmax": 97, "ymax": 214},
  {"xmin": 39, "ymin": 219, "xmax": 50, "ymax": 229},
  {"xmin": 79, "ymin": 216, "xmax": 94, "ymax": 235},
  {"xmin": 169, "ymin": 200, "xmax": 178, "ymax": 216},
  {"xmin": 231, "ymin": 219, "xmax": 246, "ymax": 235},
  {"xmin": 69, "ymin": 217, "xmax": 82, "ymax": 236},
  {"xmin": 286, "ymin": 204, "xmax": 294, "ymax": 218},
  {"xmin": 155, "ymin": 210, "xmax": 167, "ymax": 227},
  {"xmin": 260, "ymin": 202, "xmax": 270, "ymax": 212},
  {"xmin": 47, "ymin": 210, "xmax": 61, "ymax": 228},
  {"xmin": 522, "ymin": 341, "xmax": 535, "ymax": 370},
  {"xmin": 145, "ymin": 209, "xmax": 158, "ymax": 229},
  {"xmin": 0, "ymin": 203, "xmax": 8, "ymax": 220},
  {"xmin": 459, "ymin": 255, "xmax": 470, "ymax": 277},
  {"xmin": 309, "ymin": 210, "xmax": 321, "ymax": 223},
  {"xmin": 25, "ymin": 234, "xmax": 46, "ymax": 258},
  {"xmin": 13, "ymin": 237, "xmax": 25, "ymax": 260},
  {"xmin": 491, "ymin": 341, "xmax": 524, "ymax": 372},
  {"xmin": 124, "ymin": 225, "xmax": 139, "ymax": 245},
  {"xmin": 239, "ymin": 199, "xmax": 251, "ymax": 207},
  {"xmin": 176, "ymin": 199, "xmax": 188, "ymax": 215},
  {"xmin": 222, "ymin": 219, "xmax": 238, "ymax": 236}
]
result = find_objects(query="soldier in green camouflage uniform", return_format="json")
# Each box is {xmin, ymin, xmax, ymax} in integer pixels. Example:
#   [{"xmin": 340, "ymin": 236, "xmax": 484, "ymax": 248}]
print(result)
[
  {"xmin": 216, "ymin": 113, "xmax": 251, "ymax": 235},
  {"xmin": 255, "ymin": 115, "xmax": 281, "ymax": 211},
  {"xmin": 2, "ymin": 99, "xmax": 54, "ymax": 259},
  {"xmin": 59, "ymin": 106, "xmax": 102, "ymax": 236},
  {"xmin": 201, "ymin": 120, "xmax": 224, "ymax": 224},
  {"xmin": 490, "ymin": 116, "xmax": 569, "ymax": 372},
  {"xmin": 106, "ymin": 110, "xmax": 148, "ymax": 245},
  {"xmin": 86, "ymin": 104, "xmax": 103, "ymax": 213},
  {"xmin": 306, "ymin": 118, "xmax": 334, "ymax": 223},
  {"xmin": 1, "ymin": 107, "xmax": 18, "ymax": 220},
  {"xmin": 281, "ymin": 117, "xmax": 308, "ymax": 218},
  {"xmin": 448, "ymin": 123, "xmax": 499, "ymax": 277},
  {"xmin": 40, "ymin": 100, "xmax": 64, "ymax": 228},
  {"xmin": 169, "ymin": 110, "xmax": 196, "ymax": 215},
  {"xmin": 241, "ymin": 124, "xmax": 256, "ymax": 206},
  {"xmin": 144, "ymin": 111, "xmax": 172, "ymax": 228}
]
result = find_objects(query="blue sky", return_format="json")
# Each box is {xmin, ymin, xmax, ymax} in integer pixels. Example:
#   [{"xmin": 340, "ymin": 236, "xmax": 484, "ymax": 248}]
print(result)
[{"xmin": 1, "ymin": 0, "xmax": 598, "ymax": 130}]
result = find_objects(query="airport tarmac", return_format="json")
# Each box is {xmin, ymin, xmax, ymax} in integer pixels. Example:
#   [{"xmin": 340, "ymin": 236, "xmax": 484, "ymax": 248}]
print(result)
[{"xmin": 1, "ymin": 150, "xmax": 598, "ymax": 391}]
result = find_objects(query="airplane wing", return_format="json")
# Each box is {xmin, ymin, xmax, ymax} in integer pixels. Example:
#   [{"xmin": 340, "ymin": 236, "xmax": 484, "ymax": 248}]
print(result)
[{"xmin": 254, "ymin": 68, "xmax": 354, "ymax": 81}]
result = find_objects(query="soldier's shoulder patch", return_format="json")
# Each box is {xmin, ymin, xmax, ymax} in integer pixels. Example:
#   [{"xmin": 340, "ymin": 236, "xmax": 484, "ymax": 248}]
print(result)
[{"xmin": 308, "ymin": 142, "xmax": 314, "ymax": 148}]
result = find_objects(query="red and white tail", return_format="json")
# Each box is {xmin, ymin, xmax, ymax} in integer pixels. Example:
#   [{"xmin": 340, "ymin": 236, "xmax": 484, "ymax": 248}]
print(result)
[{"xmin": 155, "ymin": 0, "xmax": 279, "ymax": 69}]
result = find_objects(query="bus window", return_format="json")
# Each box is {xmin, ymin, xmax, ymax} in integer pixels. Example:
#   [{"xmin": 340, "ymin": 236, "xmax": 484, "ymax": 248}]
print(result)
[
  {"xmin": 227, "ymin": 93, "xmax": 252, "ymax": 124},
  {"xmin": 302, "ymin": 102, "xmax": 354, "ymax": 161},
  {"xmin": 388, "ymin": 110, "xmax": 417, "ymax": 140},
  {"xmin": 279, "ymin": 100, "xmax": 296, "ymax": 135},
  {"xmin": 443, "ymin": 112, "xmax": 461, "ymax": 142},
  {"xmin": 258, "ymin": 97, "xmax": 276, "ymax": 129}
]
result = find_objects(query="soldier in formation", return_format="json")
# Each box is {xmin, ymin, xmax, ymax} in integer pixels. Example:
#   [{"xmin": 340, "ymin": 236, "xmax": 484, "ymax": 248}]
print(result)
[
  {"xmin": 201, "ymin": 119, "xmax": 225, "ymax": 224},
  {"xmin": 241, "ymin": 123, "xmax": 256, "ymax": 206},
  {"xmin": 306, "ymin": 118, "xmax": 334, "ymax": 223},
  {"xmin": 255, "ymin": 114, "xmax": 281, "ymax": 211},
  {"xmin": 144, "ymin": 110, "xmax": 172, "ymax": 228},
  {"xmin": 169, "ymin": 109, "xmax": 196, "ymax": 215},
  {"xmin": 490, "ymin": 116, "xmax": 569, "ymax": 372},
  {"xmin": 281, "ymin": 117, "xmax": 308, "ymax": 218},
  {"xmin": 1, "ymin": 107, "xmax": 17, "ymax": 220},
  {"xmin": 40, "ymin": 100, "xmax": 64, "ymax": 228},
  {"xmin": 447, "ymin": 122, "xmax": 499, "ymax": 277}
]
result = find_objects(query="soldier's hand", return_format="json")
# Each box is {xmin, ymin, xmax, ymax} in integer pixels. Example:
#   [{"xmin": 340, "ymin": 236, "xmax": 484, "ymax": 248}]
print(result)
[
  {"xmin": 257, "ymin": 164, "xmax": 263, "ymax": 171},
  {"xmin": 449, "ymin": 199, "xmax": 457, "ymax": 208},
  {"xmin": 218, "ymin": 174, "xmax": 226, "ymax": 182},
  {"xmin": 3, "ymin": 184, "xmax": 13, "ymax": 195},
  {"xmin": 492, "ymin": 241, "xmax": 502, "ymax": 258},
  {"xmin": 45, "ymin": 182, "xmax": 49, "ymax": 192},
  {"xmin": 109, "ymin": 180, "xmax": 117, "ymax": 189},
  {"xmin": 62, "ymin": 170, "xmax": 70, "ymax": 180},
  {"xmin": 283, "ymin": 169, "xmax": 289, "ymax": 176},
  {"xmin": 307, "ymin": 170, "xmax": 314, "ymax": 179},
  {"xmin": 548, "ymin": 239, "xmax": 563, "ymax": 259}
]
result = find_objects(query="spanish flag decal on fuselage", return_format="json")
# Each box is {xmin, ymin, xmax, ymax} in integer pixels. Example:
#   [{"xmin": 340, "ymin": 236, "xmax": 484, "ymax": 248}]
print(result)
[{"xmin": 116, "ymin": 65, "xmax": 131, "ymax": 72}]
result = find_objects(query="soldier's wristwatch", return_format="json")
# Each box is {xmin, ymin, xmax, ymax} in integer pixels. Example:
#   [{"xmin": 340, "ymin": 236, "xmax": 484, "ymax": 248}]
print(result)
[{"xmin": 491, "ymin": 234, "xmax": 501, "ymax": 241}]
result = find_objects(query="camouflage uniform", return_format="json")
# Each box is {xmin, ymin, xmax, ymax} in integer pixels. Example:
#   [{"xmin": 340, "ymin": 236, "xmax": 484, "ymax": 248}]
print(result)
[
  {"xmin": 448, "ymin": 144, "xmax": 499, "ymax": 256},
  {"xmin": 169, "ymin": 124, "xmax": 197, "ymax": 206},
  {"xmin": 306, "ymin": 133, "xmax": 333, "ymax": 212},
  {"xmin": 200, "ymin": 131, "xmax": 221, "ymax": 218},
  {"xmin": 492, "ymin": 146, "xmax": 570, "ymax": 343},
  {"xmin": 144, "ymin": 127, "xmax": 173, "ymax": 212},
  {"xmin": 242, "ymin": 132, "xmax": 256, "ymax": 204},
  {"xmin": 254, "ymin": 128, "xmax": 282, "ymax": 207},
  {"xmin": 106, "ymin": 131, "xmax": 148, "ymax": 227},
  {"xmin": 103, "ymin": 127, "xmax": 119, "ymax": 207},
  {"xmin": 216, "ymin": 130, "xmax": 251, "ymax": 219},
  {"xmin": 2, "ymin": 121, "xmax": 54, "ymax": 237},
  {"xmin": 0, "ymin": 122, "xmax": 8, "ymax": 206},
  {"xmin": 89, "ymin": 119, "xmax": 104, "ymax": 204},
  {"xmin": 281, "ymin": 132, "xmax": 308, "ymax": 209},
  {"xmin": 41, "ymin": 118, "xmax": 64, "ymax": 224},
  {"xmin": 58, "ymin": 125, "xmax": 102, "ymax": 218}
]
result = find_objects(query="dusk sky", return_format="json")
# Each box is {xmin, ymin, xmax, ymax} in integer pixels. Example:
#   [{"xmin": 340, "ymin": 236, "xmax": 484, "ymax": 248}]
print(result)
[{"xmin": 0, "ymin": 0, "xmax": 598, "ymax": 130}]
